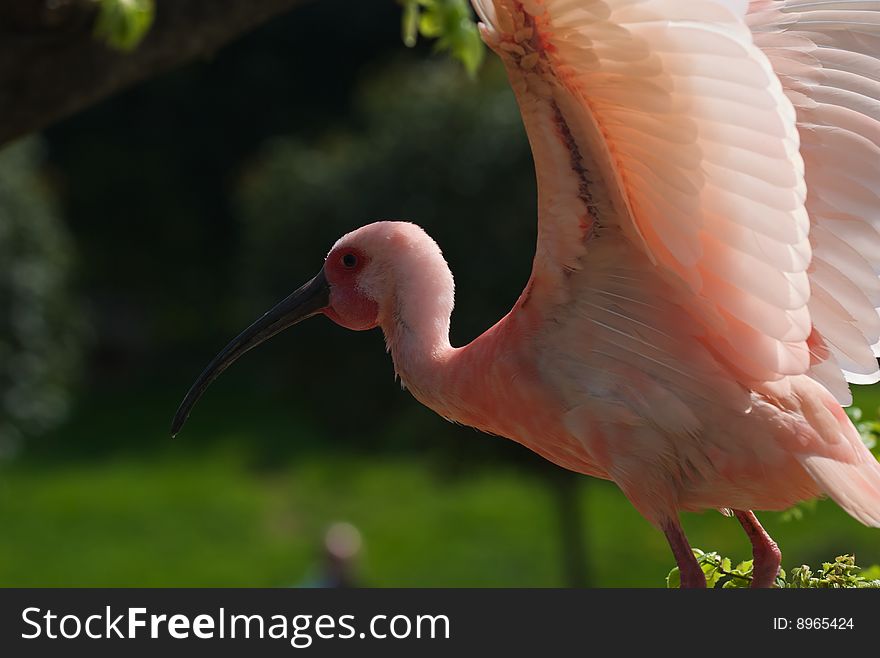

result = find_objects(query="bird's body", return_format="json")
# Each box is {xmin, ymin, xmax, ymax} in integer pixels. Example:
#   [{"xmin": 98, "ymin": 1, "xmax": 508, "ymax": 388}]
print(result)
[
  {"xmin": 174, "ymin": 0, "xmax": 880, "ymax": 586},
  {"xmin": 361, "ymin": 222, "xmax": 860, "ymax": 527}
]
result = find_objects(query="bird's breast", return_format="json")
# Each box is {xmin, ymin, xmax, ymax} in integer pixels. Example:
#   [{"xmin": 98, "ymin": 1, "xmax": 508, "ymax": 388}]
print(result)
[{"xmin": 424, "ymin": 317, "xmax": 609, "ymax": 478}]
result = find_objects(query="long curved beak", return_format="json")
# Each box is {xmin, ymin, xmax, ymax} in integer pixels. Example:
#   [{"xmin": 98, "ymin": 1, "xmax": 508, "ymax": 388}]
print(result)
[{"xmin": 171, "ymin": 269, "xmax": 330, "ymax": 437}]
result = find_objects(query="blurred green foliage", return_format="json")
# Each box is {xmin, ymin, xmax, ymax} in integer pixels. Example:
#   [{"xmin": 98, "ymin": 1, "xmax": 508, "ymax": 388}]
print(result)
[
  {"xmin": 847, "ymin": 405, "xmax": 880, "ymax": 454},
  {"xmin": 779, "ymin": 498, "xmax": 818, "ymax": 523},
  {"xmin": 0, "ymin": 140, "xmax": 83, "ymax": 458},
  {"xmin": 94, "ymin": 0, "xmax": 155, "ymax": 51},
  {"xmin": 0, "ymin": 451, "xmax": 566, "ymax": 586},
  {"xmin": 400, "ymin": 0, "xmax": 485, "ymax": 76}
]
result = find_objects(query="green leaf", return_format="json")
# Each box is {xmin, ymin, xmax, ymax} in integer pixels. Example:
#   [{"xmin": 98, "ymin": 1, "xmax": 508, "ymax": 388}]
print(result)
[
  {"xmin": 845, "ymin": 405, "xmax": 880, "ymax": 451},
  {"xmin": 733, "ymin": 559, "xmax": 753, "ymax": 575},
  {"xmin": 451, "ymin": 20, "xmax": 485, "ymax": 77},
  {"xmin": 705, "ymin": 569, "xmax": 723, "ymax": 588},
  {"xmin": 397, "ymin": 0, "xmax": 485, "ymax": 76},
  {"xmin": 419, "ymin": 11, "xmax": 444, "ymax": 38},
  {"xmin": 774, "ymin": 568, "xmax": 787, "ymax": 589},
  {"xmin": 696, "ymin": 550, "xmax": 720, "ymax": 567},
  {"xmin": 786, "ymin": 565, "xmax": 813, "ymax": 588},
  {"xmin": 93, "ymin": 0, "xmax": 155, "ymax": 52}
]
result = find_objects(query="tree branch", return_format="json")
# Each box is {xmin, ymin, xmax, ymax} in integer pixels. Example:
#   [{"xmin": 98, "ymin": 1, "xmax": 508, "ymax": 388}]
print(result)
[{"xmin": 0, "ymin": 0, "xmax": 310, "ymax": 147}]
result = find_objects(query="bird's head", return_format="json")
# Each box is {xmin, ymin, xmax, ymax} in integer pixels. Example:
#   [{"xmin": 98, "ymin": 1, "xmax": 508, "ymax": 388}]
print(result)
[
  {"xmin": 171, "ymin": 221, "xmax": 453, "ymax": 436},
  {"xmin": 323, "ymin": 221, "xmax": 453, "ymax": 331}
]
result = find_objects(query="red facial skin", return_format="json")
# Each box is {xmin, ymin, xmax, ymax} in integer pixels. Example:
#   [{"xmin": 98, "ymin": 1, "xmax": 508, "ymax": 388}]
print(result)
[{"xmin": 322, "ymin": 247, "xmax": 380, "ymax": 331}]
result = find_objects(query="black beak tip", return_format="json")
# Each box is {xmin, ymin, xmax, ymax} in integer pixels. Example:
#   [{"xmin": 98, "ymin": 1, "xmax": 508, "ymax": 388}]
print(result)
[
  {"xmin": 170, "ymin": 406, "xmax": 190, "ymax": 438},
  {"xmin": 170, "ymin": 397, "xmax": 193, "ymax": 437}
]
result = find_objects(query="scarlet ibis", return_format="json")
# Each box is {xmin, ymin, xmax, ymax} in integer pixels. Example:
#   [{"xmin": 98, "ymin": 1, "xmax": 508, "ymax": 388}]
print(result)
[{"xmin": 173, "ymin": 0, "xmax": 880, "ymax": 587}]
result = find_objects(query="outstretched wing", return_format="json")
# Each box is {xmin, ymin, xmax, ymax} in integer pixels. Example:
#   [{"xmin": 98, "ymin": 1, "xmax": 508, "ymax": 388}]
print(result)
[
  {"xmin": 748, "ymin": 0, "xmax": 880, "ymax": 404},
  {"xmin": 473, "ymin": 0, "xmax": 812, "ymax": 384}
]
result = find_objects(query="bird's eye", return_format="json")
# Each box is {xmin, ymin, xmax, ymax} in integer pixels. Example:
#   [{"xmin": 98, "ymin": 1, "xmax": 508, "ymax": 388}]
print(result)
[{"xmin": 342, "ymin": 253, "xmax": 358, "ymax": 269}]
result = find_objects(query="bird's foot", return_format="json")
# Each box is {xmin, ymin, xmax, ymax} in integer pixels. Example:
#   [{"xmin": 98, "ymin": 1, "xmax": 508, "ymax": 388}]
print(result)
[
  {"xmin": 734, "ymin": 510, "xmax": 781, "ymax": 588},
  {"xmin": 750, "ymin": 537, "xmax": 782, "ymax": 588}
]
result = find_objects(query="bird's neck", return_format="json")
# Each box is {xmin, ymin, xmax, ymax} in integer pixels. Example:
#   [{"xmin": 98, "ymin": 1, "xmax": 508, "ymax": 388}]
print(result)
[
  {"xmin": 377, "ymin": 247, "xmax": 457, "ymax": 399},
  {"xmin": 383, "ymin": 307, "xmax": 527, "ymax": 433},
  {"xmin": 383, "ymin": 303, "xmax": 454, "ymax": 397}
]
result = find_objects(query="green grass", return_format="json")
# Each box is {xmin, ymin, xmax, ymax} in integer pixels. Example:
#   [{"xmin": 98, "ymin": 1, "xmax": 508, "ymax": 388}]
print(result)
[
  {"xmin": 0, "ymin": 451, "xmax": 563, "ymax": 587},
  {"xmin": 1, "ymin": 382, "xmax": 878, "ymax": 587},
  {"xmin": 1, "ymin": 449, "xmax": 878, "ymax": 587}
]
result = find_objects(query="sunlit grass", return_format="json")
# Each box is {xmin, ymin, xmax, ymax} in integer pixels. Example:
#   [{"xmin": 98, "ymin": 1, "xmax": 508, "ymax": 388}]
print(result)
[
  {"xmin": 1, "ymin": 383, "xmax": 879, "ymax": 587},
  {"xmin": 1, "ymin": 449, "xmax": 878, "ymax": 587}
]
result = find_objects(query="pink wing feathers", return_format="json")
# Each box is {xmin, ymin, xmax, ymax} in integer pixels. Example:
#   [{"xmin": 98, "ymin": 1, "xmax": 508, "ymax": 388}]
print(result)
[
  {"xmin": 748, "ymin": 0, "xmax": 880, "ymax": 404},
  {"xmin": 472, "ymin": 0, "xmax": 813, "ymax": 386}
]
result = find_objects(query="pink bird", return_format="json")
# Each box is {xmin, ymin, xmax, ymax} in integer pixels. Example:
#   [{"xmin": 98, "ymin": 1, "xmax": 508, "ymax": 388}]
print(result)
[{"xmin": 173, "ymin": 0, "xmax": 880, "ymax": 588}]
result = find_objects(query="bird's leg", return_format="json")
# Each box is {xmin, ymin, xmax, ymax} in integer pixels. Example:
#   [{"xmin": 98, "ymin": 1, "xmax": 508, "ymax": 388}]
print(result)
[
  {"xmin": 662, "ymin": 517, "xmax": 705, "ymax": 588},
  {"xmin": 733, "ymin": 509, "xmax": 781, "ymax": 588}
]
